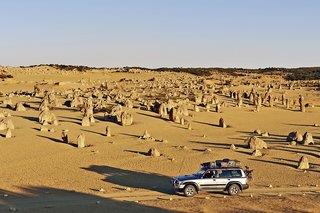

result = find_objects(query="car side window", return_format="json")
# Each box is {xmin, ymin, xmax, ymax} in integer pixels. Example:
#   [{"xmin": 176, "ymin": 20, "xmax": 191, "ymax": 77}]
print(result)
[
  {"xmin": 203, "ymin": 170, "xmax": 214, "ymax": 179},
  {"xmin": 219, "ymin": 170, "xmax": 232, "ymax": 178},
  {"xmin": 218, "ymin": 170, "xmax": 242, "ymax": 178},
  {"xmin": 230, "ymin": 170, "xmax": 242, "ymax": 178}
]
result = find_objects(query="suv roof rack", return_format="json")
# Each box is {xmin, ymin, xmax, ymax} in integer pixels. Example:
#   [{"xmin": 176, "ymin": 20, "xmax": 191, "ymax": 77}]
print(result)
[{"xmin": 201, "ymin": 159, "xmax": 241, "ymax": 169}]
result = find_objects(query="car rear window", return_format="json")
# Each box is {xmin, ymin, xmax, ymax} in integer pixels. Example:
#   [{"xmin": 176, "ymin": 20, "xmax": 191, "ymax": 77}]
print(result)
[{"xmin": 219, "ymin": 170, "xmax": 242, "ymax": 178}]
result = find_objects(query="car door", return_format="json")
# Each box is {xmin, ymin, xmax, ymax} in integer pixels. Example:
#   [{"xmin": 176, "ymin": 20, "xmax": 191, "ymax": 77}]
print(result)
[
  {"xmin": 197, "ymin": 170, "xmax": 217, "ymax": 191},
  {"xmin": 213, "ymin": 169, "xmax": 232, "ymax": 190}
]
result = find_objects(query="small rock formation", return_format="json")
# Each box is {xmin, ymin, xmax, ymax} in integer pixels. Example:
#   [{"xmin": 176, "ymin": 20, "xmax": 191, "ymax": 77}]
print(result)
[
  {"xmin": 204, "ymin": 148, "xmax": 213, "ymax": 153},
  {"xmin": 61, "ymin": 130, "xmax": 69, "ymax": 143},
  {"xmin": 237, "ymin": 93, "xmax": 243, "ymax": 107},
  {"xmin": 281, "ymin": 92, "xmax": 286, "ymax": 105},
  {"xmin": 15, "ymin": 102, "xmax": 26, "ymax": 112},
  {"xmin": 289, "ymin": 82, "xmax": 294, "ymax": 90},
  {"xmin": 180, "ymin": 117, "xmax": 185, "ymax": 125},
  {"xmin": 169, "ymin": 108, "xmax": 181, "ymax": 123},
  {"xmin": 297, "ymin": 156, "xmax": 309, "ymax": 170},
  {"xmin": 249, "ymin": 93, "xmax": 254, "ymax": 104},
  {"xmin": 286, "ymin": 131, "xmax": 303, "ymax": 143},
  {"xmin": 245, "ymin": 136, "xmax": 268, "ymax": 150},
  {"xmin": 81, "ymin": 116, "xmax": 90, "ymax": 127},
  {"xmin": 205, "ymin": 104, "xmax": 211, "ymax": 112},
  {"xmin": 285, "ymin": 99, "xmax": 290, "ymax": 109},
  {"xmin": 187, "ymin": 123, "xmax": 192, "ymax": 130},
  {"xmin": 39, "ymin": 99, "xmax": 49, "ymax": 111},
  {"xmin": 254, "ymin": 129, "xmax": 262, "ymax": 135},
  {"xmin": 215, "ymin": 103, "xmax": 221, "ymax": 113},
  {"xmin": 0, "ymin": 110, "xmax": 10, "ymax": 118},
  {"xmin": 158, "ymin": 103, "xmax": 167, "ymax": 117},
  {"xmin": 218, "ymin": 117, "xmax": 227, "ymax": 128},
  {"xmin": 108, "ymin": 104, "xmax": 123, "ymax": 123},
  {"xmin": 141, "ymin": 130, "xmax": 151, "ymax": 139},
  {"xmin": 252, "ymin": 149, "xmax": 262, "ymax": 157},
  {"xmin": 290, "ymin": 141, "xmax": 297, "ymax": 146},
  {"xmin": 0, "ymin": 117, "xmax": 14, "ymax": 130},
  {"xmin": 268, "ymin": 95, "xmax": 274, "ymax": 107},
  {"xmin": 160, "ymin": 139, "xmax": 168, "ymax": 143},
  {"xmin": 124, "ymin": 99, "xmax": 133, "ymax": 108},
  {"xmin": 194, "ymin": 105, "xmax": 200, "ymax": 112},
  {"xmin": 5, "ymin": 128, "xmax": 12, "ymax": 138},
  {"xmin": 257, "ymin": 95, "xmax": 262, "ymax": 107},
  {"xmin": 302, "ymin": 132, "xmax": 314, "ymax": 145},
  {"xmin": 230, "ymin": 144, "xmax": 236, "ymax": 150},
  {"xmin": 39, "ymin": 109, "xmax": 58, "ymax": 125},
  {"xmin": 70, "ymin": 96, "xmax": 84, "ymax": 108},
  {"xmin": 77, "ymin": 133, "xmax": 85, "ymax": 148},
  {"xmin": 255, "ymin": 105, "xmax": 260, "ymax": 112},
  {"xmin": 82, "ymin": 101, "xmax": 95, "ymax": 123},
  {"xmin": 195, "ymin": 94, "xmax": 202, "ymax": 104},
  {"xmin": 120, "ymin": 111, "xmax": 133, "ymax": 126},
  {"xmin": 40, "ymin": 126, "xmax": 48, "ymax": 132},
  {"xmin": 299, "ymin": 95, "xmax": 305, "ymax": 112},
  {"xmin": 147, "ymin": 148, "xmax": 160, "ymax": 157},
  {"xmin": 105, "ymin": 126, "xmax": 111, "ymax": 137}
]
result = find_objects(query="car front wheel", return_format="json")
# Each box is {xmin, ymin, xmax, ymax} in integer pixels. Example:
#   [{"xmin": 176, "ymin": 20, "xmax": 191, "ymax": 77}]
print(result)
[
  {"xmin": 183, "ymin": 185, "xmax": 197, "ymax": 197},
  {"xmin": 228, "ymin": 184, "xmax": 241, "ymax": 196}
]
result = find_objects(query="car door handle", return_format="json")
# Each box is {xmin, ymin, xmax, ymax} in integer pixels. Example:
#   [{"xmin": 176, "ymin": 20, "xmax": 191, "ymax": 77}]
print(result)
[{"xmin": 228, "ymin": 179, "xmax": 231, "ymax": 180}]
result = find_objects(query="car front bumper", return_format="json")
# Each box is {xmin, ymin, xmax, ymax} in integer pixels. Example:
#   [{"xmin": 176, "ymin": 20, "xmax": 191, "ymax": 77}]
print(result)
[{"xmin": 172, "ymin": 179, "xmax": 185, "ymax": 191}]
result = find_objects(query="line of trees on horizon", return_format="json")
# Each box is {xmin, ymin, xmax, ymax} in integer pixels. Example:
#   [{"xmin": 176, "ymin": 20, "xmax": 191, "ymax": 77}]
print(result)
[{"xmin": 16, "ymin": 64, "xmax": 320, "ymax": 81}]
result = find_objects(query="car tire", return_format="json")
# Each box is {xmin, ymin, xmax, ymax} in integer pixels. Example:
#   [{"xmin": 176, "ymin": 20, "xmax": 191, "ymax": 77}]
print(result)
[
  {"xmin": 183, "ymin": 184, "xmax": 197, "ymax": 197},
  {"xmin": 228, "ymin": 184, "xmax": 241, "ymax": 196}
]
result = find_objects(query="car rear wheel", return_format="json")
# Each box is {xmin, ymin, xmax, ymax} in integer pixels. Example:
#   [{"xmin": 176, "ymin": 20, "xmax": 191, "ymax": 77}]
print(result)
[
  {"xmin": 183, "ymin": 185, "xmax": 197, "ymax": 197},
  {"xmin": 228, "ymin": 184, "xmax": 241, "ymax": 196}
]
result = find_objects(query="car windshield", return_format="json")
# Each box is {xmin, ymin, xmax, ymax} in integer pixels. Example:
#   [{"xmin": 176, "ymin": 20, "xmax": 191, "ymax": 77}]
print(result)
[{"xmin": 194, "ymin": 169, "xmax": 206, "ymax": 176}]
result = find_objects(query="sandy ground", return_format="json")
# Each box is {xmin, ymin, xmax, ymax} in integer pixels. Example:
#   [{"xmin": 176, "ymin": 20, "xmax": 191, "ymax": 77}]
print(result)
[{"xmin": 0, "ymin": 66, "xmax": 319, "ymax": 212}]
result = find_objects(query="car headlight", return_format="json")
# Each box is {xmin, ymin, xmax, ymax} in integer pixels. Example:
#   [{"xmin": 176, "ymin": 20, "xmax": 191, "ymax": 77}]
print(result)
[{"xmin": 174, "ymin": 179, "xmax": 180, "ymax": 186}]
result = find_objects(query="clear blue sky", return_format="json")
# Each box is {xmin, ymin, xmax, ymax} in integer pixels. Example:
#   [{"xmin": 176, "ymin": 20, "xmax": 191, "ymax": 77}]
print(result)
[{"xmin": 0, "ymin": 0, "xmax": 319, "ymax": 68}]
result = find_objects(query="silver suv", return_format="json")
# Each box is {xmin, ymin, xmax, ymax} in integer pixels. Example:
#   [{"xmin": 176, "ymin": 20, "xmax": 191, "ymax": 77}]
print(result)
[{"xmin": 172, "ymin": 159, "xmax": 251, "ymax": 197}]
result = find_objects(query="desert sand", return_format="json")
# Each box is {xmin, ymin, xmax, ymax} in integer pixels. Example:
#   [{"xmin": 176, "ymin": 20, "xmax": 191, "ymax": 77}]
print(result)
[{"xmin": 0, "ymin": 65, "xmax": 319, "ymax": 212}]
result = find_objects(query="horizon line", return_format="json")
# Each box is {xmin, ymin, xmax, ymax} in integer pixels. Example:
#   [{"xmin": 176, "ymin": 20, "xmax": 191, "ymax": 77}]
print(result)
[{"xmin": 1, "ymin": 63, "xmax": 320, "ymax": 70}]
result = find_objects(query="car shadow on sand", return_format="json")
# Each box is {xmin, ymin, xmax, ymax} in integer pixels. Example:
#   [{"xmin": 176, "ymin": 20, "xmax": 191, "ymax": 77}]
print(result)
[
  {"xmin": 82, "ymin": 165, "xmax": 173, "ymax": 195},
  {"xmin": 0, "ymin": 186, "xmax": 173, "ymax": 213}
]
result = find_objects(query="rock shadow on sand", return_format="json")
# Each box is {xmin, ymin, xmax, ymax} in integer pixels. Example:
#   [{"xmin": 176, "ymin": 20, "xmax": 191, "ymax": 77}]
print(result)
[
  {"xmin": 37, "ymin": 135, "xmax": 77, "ymax": 147},
  {"xmin": 15, "ymin": 115, "xmax": 39, "ymax": 123},
  {"xmin": 250, "ymin": 158, "xmax": 320, "ymax": 173}
]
